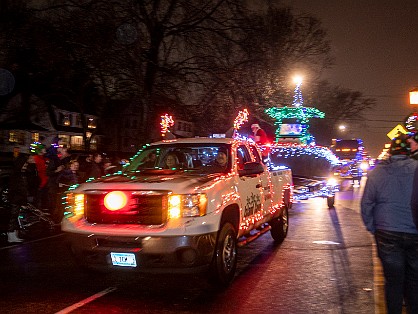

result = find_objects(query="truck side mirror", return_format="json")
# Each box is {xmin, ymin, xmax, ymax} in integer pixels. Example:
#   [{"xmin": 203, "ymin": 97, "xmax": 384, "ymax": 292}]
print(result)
[{"xmin": 238, "ymin": 162, "xmax": 264, "ymax": 177}]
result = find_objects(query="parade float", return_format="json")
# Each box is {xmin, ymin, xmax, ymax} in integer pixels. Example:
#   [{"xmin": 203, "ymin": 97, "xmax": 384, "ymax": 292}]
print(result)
[{"xmin": 261, "ymin": 78, "xmax": 341, "ymax": 208}]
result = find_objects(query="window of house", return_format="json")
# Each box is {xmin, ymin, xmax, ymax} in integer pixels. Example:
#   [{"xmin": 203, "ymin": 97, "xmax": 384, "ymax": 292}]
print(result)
[
  {"xmin": 59, "ymin": 135, "xmax": 70, "ymax": 148},
  {"xmin": 71, "ymin": 136, "xmax": 83, "ymax": 150},
  {"xmin": 87, "ymin": 117, "xmax": 96, "ymax": 129},
  {"xmin": 76, "ymin": 114, "xmax": 82, "ymax": 127},
  {"xmin": 31, "ymin": 133, "xmax": 39, "ymax": 143},
  {"xmin": 63, "ymin": 115, "xmax": 71, "ymax": 126},
  {"xmin": 59, "ymin": 112, "xmax": 65, "ymax": 125},
  {"xmin": 90, "ymin": 136, "xmax": 97, "ymax": 150},
  {"xmin": 9, "ymin": 131, "xmax": 25, "ymax": 145}
]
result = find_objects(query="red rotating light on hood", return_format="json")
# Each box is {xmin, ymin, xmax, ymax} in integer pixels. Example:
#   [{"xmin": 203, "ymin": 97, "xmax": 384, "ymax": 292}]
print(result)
[{"xmin": 104, "ymin": 191, "xmax": 128, "ymax": 211}]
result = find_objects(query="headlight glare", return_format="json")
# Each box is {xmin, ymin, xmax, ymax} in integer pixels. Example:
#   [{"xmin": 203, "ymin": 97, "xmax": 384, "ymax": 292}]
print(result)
[
  {"xmin": 168, "ymin": 194, "xmax": 207, "ymax": 219},
  {"xmin": 65, "ymin": 193, "xmax": 85, "ymax": 216},
  {"xmin": 327, "ymin": 178, "xmax": 338, "ymax": 187}
]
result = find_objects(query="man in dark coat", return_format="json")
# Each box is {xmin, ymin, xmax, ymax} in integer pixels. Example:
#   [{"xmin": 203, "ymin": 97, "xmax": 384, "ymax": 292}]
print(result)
[
  {"xmin": 362, "ymin": 134, "xmax": 418, "ymax": 313},
  {"xmin": 86, "ymin": 153, "xmax": 104, "ymax": 179}
]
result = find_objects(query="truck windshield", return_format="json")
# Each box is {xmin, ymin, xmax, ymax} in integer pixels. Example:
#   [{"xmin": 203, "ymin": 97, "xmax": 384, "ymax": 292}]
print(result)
[{"xmin": 123, "ymin": 144, "xmax": 231, "ymax": 174}]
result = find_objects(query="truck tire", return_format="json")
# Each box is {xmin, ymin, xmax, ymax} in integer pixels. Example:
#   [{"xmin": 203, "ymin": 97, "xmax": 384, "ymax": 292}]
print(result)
[
  {"xmin": 208, "ymin": 222, "xmax": 237, "ymax": 287},
  {"xmin": 327, "ymin": 195, "xmax": 335, "ymax": 208},
  {"xmin": 270, "ymin": 206, "xmax": 288, "ymax": 244}
]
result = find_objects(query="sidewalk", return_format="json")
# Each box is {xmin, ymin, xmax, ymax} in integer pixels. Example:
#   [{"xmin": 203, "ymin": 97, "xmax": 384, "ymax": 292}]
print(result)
[
  {"xmin": 373, "ymin": 243, "xmax": 407, "ymax": 314},
  {"xmin": 373, "ymin": 243, "xmax": 386, "ymax": 314}
]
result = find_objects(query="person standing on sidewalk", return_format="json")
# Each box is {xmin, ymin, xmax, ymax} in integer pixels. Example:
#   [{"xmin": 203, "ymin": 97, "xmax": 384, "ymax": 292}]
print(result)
[
  {"xmin": 86, "ymin": 153, "xmax": 104, "ymax": 179},
  {"xmin": 7, "ymin": 150, "xmax": 28, "ymax": 243},
  {"xmin": 32, "ymin": 143, "xmax": 49, "ymax": 210},
  {"xmin": 361, "ymin": 133, "xmax": 418, "ymax": 314},
  {"xmin": 412, "ymin": 163, "xmax": 418, "ymax": 228},
  {"xmin": 407, "ymin": 131, "xmax": 418, "ymax": 160}
]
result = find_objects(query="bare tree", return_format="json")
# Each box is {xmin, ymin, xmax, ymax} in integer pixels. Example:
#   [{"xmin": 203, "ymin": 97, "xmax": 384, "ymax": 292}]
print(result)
[
  {"xmin": 1, "ymin": 0, "xmax": 375, "ymax": 147},
  {"xmin": 309, "ymin": 81, "xmax": 376, "ymax": 145}
]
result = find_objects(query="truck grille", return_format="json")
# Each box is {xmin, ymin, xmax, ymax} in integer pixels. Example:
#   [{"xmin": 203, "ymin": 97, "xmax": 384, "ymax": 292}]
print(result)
[{"xmin": 85, "ymin": 192, "xmax": 168, "ymax": 225}]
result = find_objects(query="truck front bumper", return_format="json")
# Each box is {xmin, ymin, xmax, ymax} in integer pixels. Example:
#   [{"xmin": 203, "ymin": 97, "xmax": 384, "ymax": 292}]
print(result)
[{"xmin": 65, "ymin": 231, "xmax": 217, "ymax": 274}]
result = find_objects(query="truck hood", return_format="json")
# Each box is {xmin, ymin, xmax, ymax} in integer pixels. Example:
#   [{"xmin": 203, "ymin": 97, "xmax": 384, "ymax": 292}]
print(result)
[{"xmin": 77, "ymin": 171, "xmax": 227, "ymax": 193}]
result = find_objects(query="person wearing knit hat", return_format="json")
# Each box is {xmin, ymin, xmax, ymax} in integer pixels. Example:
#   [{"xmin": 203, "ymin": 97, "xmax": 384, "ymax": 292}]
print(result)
[
  {"xmin": 407, "ymin": 131, "xmax": 418, "ymax": 160},
  {"xmin": 361, "ymin": 133, "xmax": 418, "ymax": 313},
  {"xmin": 389, "ymin": 133, "xmax": 410, "ymax": 155}
]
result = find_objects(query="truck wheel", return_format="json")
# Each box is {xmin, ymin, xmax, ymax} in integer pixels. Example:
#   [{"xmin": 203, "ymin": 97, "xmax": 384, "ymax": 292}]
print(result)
[
  {"xmin": 208, "ymin": 222, "xmax": 237, "ymax": 287},
  {"xmin": 327, "ymin": 195, "xmax": 335, "ymax": 208},
  {"xmin": 270, "ymin": 206, "xmax": 288, "ymax": 243}
]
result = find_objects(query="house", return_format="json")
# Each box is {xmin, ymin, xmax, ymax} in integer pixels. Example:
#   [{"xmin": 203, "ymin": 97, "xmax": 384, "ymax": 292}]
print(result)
[
  {"xmin": 0, "ymin": 93, "xmax": 100, "ymax": 155},
  {"xmin": 101, "ymin": 98, "xmax": 194, "ymax": 158}
]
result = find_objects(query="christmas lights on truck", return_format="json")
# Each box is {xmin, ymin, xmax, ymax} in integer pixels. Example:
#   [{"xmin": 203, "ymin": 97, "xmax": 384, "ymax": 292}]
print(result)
[{"xmin": 62, "ymin": 137, "xmax": 293, "ymax": 286}]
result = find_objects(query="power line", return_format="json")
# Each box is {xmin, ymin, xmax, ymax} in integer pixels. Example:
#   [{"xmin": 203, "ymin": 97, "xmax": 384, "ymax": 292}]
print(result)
[{"xmin": 363, "ymin": 94, "xmax": 405, "ymax": 98}]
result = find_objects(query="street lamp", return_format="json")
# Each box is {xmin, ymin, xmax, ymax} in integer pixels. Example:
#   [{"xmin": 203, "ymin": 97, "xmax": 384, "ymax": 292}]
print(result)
[
  {"xmin": 338, "ymin": 124, "xmax": 346, "ymax": 132},
  {"xmin": 409, "ymin": 88, "xmax": 418, "ymax": 105},
  {"xmin": 293, "ymin": 75, "xmax": 303, "ymax": 85}
]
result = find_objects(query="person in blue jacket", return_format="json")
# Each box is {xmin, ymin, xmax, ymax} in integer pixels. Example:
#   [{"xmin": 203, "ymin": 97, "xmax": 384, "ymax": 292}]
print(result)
[
  {"xmin": 412, "ymin": 167, "xmax": 418, "ymax": 229},
  {"xmin": 361, "ymin": 133, "xmax": 418, "ymax": 314}
]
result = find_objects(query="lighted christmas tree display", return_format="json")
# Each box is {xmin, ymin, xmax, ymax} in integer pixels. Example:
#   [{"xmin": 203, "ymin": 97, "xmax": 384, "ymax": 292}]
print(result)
[{"xmin": 265, "ymin": 77, "xmax": 325, "ymax": 144}]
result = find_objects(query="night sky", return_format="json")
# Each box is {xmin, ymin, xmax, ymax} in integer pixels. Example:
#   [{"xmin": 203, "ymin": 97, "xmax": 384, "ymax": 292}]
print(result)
[{"xmin": 282, "ymin": 0, "xmax": 418, "ymax": 157}]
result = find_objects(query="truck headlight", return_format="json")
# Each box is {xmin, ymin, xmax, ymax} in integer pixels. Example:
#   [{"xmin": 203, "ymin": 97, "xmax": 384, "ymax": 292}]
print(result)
[
  {"xmin": 327, "ymin": 177, "xmax": 338, "ymax": 187},
  {"xmin": 65, "ymin": 193, "xmax": 85, "ymax": 216},
  {"xmin": 168, "ymin": 194, "xmax": 207, "ymax": 219},
  {"xmin": 360, "ymin": 161, "xmax": 369, "ymax": 171}
]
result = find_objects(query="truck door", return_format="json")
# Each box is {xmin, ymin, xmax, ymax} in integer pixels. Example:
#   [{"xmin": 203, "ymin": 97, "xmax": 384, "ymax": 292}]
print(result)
[
  {"xmin": 249, "ymin": 144, "xmax": 272, "ymax": 216},
  {"xmin": 236, "ymin": 145, "xmax": 264, "ymax": 229}
]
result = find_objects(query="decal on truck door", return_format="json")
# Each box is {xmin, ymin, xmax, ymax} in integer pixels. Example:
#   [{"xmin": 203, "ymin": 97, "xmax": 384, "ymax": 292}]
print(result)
[{"xmin": 243, "ymin": 192, "xmax": 262, "ymax": 217}]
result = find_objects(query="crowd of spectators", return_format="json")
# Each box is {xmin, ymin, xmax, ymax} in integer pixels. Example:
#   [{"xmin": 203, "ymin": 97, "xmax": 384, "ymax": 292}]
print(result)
[{"xmin": 6, "ymin": 138, "xmax": 122, "ymax": 243}]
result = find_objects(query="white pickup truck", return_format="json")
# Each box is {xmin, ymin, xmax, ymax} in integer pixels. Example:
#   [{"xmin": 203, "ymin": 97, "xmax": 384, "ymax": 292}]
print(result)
[{"xmin": 62, "ymin": 137, "xmax": 293, "ymax": 285}]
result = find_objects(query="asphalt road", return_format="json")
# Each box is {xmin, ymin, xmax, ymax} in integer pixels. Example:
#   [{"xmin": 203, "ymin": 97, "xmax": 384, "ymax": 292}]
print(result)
[{"xmin": 0, "ymin": 180, "xmax": 378, "ymax": 314}]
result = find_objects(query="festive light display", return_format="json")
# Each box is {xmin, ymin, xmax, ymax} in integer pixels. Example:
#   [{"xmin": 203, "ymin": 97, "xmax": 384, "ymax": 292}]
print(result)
[
  {"xmin": 160, "ymin": 114, "xmax": 174, "ymax": 137},
  {"xmin": 405, "ymin": 112, "xmax": 418, "ymax": 131},
  {"xmin": 232, "ymin": 109, "xmax": 249, "ymax": 138},
  {"xmin": 29, "ymin": 142, "xmax": 44, "ymax": 154},
  {"xmin": 265, "ymin": 106, "xmax": 325, "ymax": 144},
  {"xmin": 264, "ymin": 143, "xmax": 340, "ymax": 166},
  {"xmin": 264, "ymin": 143, "xmax": 340, "ymax": 202},
  {"xmin": 293, "ymin": 79, "xmax": 303, "ymax": 107},
  {"xmin": 233, "ymin": 109, "xmax": 249, "ymax": 131},
  {"xmin": 265, "ymin": 80, "xmax": 325, "ymax": 144}
]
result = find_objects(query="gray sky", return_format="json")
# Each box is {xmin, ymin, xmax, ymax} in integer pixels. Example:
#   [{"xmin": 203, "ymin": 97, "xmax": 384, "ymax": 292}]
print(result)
[{"xmin": 281, "ymin": 0, "xmax": 418, "ymax": 156}]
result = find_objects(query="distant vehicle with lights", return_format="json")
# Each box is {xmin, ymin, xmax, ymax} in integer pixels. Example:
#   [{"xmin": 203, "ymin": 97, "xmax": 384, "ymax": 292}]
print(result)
[
  {"xmin": 330, "ymin": 138, "xmax": 366, "ymax": 181},
  {"xmin": 62, "ymin": 137, "xmax": 293, "ymax": 286},
  {"xmin": 263, "ymin": 143, "xmax": 340, "ymax": 208}
]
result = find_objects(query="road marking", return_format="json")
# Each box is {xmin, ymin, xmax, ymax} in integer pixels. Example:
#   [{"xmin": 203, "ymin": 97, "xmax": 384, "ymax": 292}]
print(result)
[
  {"xmin": 55, "ymin": 287, "xmax": 117, "ymax": 314},
  {"xmin": 312, "ymin": 240, "xmax": 340, "ymax": 245}
]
